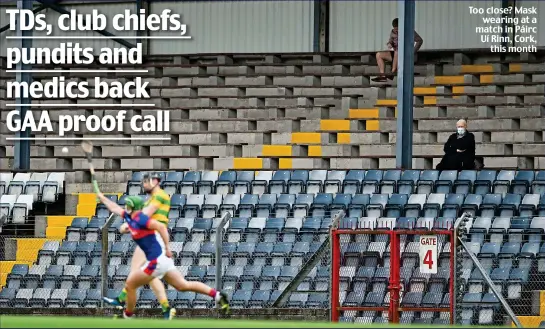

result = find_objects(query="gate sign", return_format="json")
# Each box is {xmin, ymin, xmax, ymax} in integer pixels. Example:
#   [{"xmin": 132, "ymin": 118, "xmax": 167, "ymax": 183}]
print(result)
[{"xmin": 419, "ymin": 235, "xmax": 438, "ymax": 274}]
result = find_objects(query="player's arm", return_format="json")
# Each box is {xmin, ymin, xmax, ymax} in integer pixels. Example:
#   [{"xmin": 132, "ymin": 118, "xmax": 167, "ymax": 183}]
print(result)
[
  {"xmin": 96, "ymin": 192, "xmax": 125, "ymax": 217},
  {"xmin": 148, "ymin": 219, "xmax": 171, "ymax": 255}
]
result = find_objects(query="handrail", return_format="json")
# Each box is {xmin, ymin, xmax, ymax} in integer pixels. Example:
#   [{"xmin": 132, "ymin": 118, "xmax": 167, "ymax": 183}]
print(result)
[{"xmin": 214, "ymin": 213, "xmax": 232, "ymax": 291}]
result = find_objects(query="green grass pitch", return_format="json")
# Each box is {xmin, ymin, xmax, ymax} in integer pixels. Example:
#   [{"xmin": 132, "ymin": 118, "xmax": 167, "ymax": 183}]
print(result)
[{"xmin": 0, "ymin": 316, "xmax": 461, "ymax": 328}]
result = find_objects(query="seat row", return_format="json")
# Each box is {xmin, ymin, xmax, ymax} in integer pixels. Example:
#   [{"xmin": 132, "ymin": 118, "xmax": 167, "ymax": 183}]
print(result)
[
  {"xmin": 0, "ymin": 172, "xmax": 65, "ymax": 203},
  {"xmin": 125, "ymin": 170, "xmax": 545, "ymax": 196}
]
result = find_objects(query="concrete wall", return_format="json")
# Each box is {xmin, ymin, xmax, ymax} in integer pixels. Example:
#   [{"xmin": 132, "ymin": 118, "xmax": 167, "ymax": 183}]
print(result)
[
  {"xmin": 0, "ymin": 2, "xmax": 137, "ymax": 57},
  {"xmin": 329, "ymin": 0, "xmax": 502, "ymax": 52},
  {"xmin": 149, "ymin": 1, "xmax": 314, "ymax": 54}
]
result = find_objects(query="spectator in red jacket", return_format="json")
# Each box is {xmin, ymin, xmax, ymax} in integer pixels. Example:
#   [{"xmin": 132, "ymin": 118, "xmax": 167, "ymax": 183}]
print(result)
[{"xmin": 372, "ymin": 18, "xmax": 423, "ymax": 82}]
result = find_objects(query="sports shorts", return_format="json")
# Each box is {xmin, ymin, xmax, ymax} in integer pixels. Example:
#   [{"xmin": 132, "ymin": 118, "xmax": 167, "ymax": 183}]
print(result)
[
  {"xmin": 140, "ymin": 232, "xmax": 174, "ymax": 279},
  {"xmin": 141, "ymin": 253, "xmax": 175, "ymax": 279}
]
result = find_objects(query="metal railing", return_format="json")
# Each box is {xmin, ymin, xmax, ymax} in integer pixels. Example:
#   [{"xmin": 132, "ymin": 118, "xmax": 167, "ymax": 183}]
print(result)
[
  {"xmin": 100, "ymin": 213, "xmax": 116, "ymax": 308},
  {"xmin": 214, "ymin": 213, "xmax": 232, "ymax": 291}
]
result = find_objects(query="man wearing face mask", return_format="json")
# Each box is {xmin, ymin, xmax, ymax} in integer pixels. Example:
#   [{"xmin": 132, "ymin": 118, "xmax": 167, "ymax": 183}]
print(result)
[{"xmin": 436, "ymin": 119, "xmax": 476, "ymax": 170}]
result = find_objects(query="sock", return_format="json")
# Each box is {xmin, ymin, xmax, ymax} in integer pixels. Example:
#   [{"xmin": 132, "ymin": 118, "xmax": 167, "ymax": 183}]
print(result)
[
  {"xmin": 118, "ymin": 288, "xmax": 128, "ymax": 302},
  {"xmin": 208, "ymin": 289, "xmax": 218, "ymax": 299},
  {"xmin": 160, "ymin": 299, "xmax": 170, "ymax": 313},
  {"xmin": 124, "ymin": 310, "xmax": 134, "ymax": 317}
]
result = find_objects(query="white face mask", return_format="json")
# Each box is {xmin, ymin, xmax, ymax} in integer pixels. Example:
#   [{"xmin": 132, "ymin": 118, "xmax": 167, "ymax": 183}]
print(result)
[{"xmin": 457, "ymin": 127, "xmax": 466, "ymax": 135}]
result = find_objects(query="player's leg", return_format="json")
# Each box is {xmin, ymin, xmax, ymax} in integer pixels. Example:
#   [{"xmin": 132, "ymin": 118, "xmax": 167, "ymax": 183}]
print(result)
[
  {"xmin": 149, "ymin": 277, "xmax": 173, "ymax": 319},
  {"xmin": 103, "ymin": 246, "xmax": 148, "ymax": 308},
  {"xmin": 123, "ymin": 270, "xmax": 153, "ymax": 319},
  {"xmin": 163, "ymin": 269, "xmax": 230, "ymax": 314}
]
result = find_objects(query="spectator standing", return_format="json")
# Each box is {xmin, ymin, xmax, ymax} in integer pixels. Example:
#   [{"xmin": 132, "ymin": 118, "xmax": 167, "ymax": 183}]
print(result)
[{"xmin": 372, "ymin": 18, "xmax": 423, "ymax": 82}]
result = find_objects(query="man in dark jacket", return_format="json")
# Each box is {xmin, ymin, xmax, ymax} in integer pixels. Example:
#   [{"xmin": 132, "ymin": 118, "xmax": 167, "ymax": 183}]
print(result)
[{"xmin": 436, "ymin": 119, "xmax": 476, "ymax": 170}]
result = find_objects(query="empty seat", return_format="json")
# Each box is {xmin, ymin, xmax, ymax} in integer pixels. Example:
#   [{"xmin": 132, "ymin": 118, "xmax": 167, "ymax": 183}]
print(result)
[
  {"xmin": 324, "ymin": 170, "xmax": 346, "ymax": 194},
  {"xmin": 511, "ymin": 171, "xmax": 534, "ymax": 195},
  {"xmin": 474, "ymin": 170, "xmax": 497, "ymax": 195},
  {"xmin": 362, "ymin": 170, "xmax": 383, "ymax": 194},
  {"xmin": 197, "ymin": 171, "xmax": 219, "ymax": 195},
  {"xmin": 269, "ymin": 170, "xmax": 291, "ymax": 194},
  {"xmin": 397, "ymin": 170, "xmax": 420, "ymax": 195},
  {"xmin": 234, "ymin": 171, "xmax": 255, "ymax": 195},
  {"xmin": 454, "ymin": 170, "xmax": 477, "ymax": 195},
  {"xmin": 288, "ymin": 170, "xmax": 310, "ymax": 194},
  {"xmin": 343, "ymin": 170, "xmax": 365, "ymax": 195},
  {"xmin": 215, "ymin": 171, "xmax": 237, "ymax": 195}
]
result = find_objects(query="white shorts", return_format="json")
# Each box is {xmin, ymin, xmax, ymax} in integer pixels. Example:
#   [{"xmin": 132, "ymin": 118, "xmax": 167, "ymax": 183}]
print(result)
[
  {"xmin": 140, "ymin": 233, "xmax": 174, "ymax": 279},
  {"xmin": 141, "ymin": 253, "xmax": 175, "ymax": 279}
]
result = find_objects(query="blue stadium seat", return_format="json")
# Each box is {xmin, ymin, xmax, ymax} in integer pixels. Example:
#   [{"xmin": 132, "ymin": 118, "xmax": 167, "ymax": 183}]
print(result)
[
  {"xmin": 274, "ymin": 194, "xmax": 295, "ymax": 219},
  {"xmin": 532, "ymin": 171, "xmax": 545, "ymax": 195},
  {"xmin": 331, "ymin": 194, "xmax": 352, "ymax": 213},
  {"xmin": 511, "ymin": 171, "xmax": 534, "ymax": 195},
  {"xmin": 238, "ymin": 194, "xmax": 259, "ymax": 218},
  {"xmin": 249, "ymin": 290, "xmax": 270, "ymax": 307},
  {"xmin": 498, "ymin": 193, "xmax": 521, "ymax": 217},
  {"xmin": 380, "ymin": 170, "xmax": 401, "ymax": 194},
  {"xmin": 269, "ymin": 170, "xmax": 291, "ymax": 194},
  {"xmin": 435, "ymin": 170, "xmax": 458, "ymax": 194},
  {"xmin": 301, "ymin": 217, "xmax": 322, "ymax": 233},
  {"xmin": 264, "ymin": 218, "xmax": 285, "ymax": 232},
  {"xmin": 480, "ymin": 194, "xmax": 502, "ymax": 218},
  {"xmin": 395, "ymin": 170, "xmax": 419, "ymax": 195},
  {"xmin": 362, "ymin": 170, "xmax": 383, "ymax": 194},
  {"xmin": 454, "ymin": 170, "xmax": 477, "ymax": 195},
  {"xmin": 234, "ymin": 171, "xmax": 254, "ymax": 195},
  {"xmin": 493, "ymin": 170, "xmax": 516, "ymax": 195},
  {"xmin": 348, "ymin": 194, "xmax": 370, "ymax": 218},
  {"xmin": 215, "ymin": 171, "xmax": 237, "ymax": 195},
  {"xmin": 417, "ymin": 170, "xmax": 439, "ymax": 195},
  {"xmin": 396, "ymin": 217, "xmax": 416, "ymax": 230},
  {"xmin": 179, "ymin": 171, "xmax": 201, "ymax": 195},
  {"xmin": 163, "ymin": 172, "xmax": 184, "ymax": 196},
  {"xmin": 310, "ymin": 193, "xmax": 333, "ymax": 217},
  {"xmin": 474, "ymin": 170, "xmax": 497, "ymax": 195},
  {"xmin": 366, "ymin": 194, "xmax": 389, "ymax": 218},
  {"xmin": 288, "ymin": 170, "xmax": 309, "ymax": 195},
  {"xmin": 126, "ymin": 172, "xmax": 144, "ymax": 195},
  {"xmin": 384, "ymin": 194, "xmax": 408, "ymax": 218},
  {"xmin": 461, "ymin": 194, "xmax": 483, "ymax": 217},
  {"xmin": 442, "ymin": 194, "xmax": 464, "ymax": 218},
  {"xmin": 341, "ymin": 170, "xmax": 365, "ymax": 195},
  {"xmin": 255, "ymin": 194, "xmax": 277, "ymax": 218}
]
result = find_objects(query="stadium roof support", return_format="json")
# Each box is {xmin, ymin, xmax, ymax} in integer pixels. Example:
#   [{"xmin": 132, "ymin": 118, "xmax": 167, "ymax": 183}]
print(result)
[
  {"xmin": 0, "ymin": 3, "xmax": 48, "ymax": 34},
  {"xmin": 35, "ymin": 0, "xmax": 136, "ymax": 49},
  {"xmin": 395, "ymin": 0, "xmax": 415, "ymax": 169},
  {"xmin": 14, "ymin": 0, "xmax": 32, "ymax": 171}
]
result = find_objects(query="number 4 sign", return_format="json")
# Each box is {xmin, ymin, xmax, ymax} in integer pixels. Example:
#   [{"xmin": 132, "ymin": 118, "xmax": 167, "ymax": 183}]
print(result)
[{"xmin": 419, "ymin": 235, "xmax": 438, "ymax": 274}]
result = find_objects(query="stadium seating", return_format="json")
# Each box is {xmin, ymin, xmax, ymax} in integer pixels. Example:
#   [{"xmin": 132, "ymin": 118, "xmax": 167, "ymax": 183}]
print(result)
[
  {"xmin": 0, "ymin": 169, "xmax": 543, "ymax": 326},
  {"xmin": 0, "ymin": 173, "xmax": 65, "ymax": 228},
  {"xmin": 1, "ymin": 52, "xmax": 544, "ymax": 174}
]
